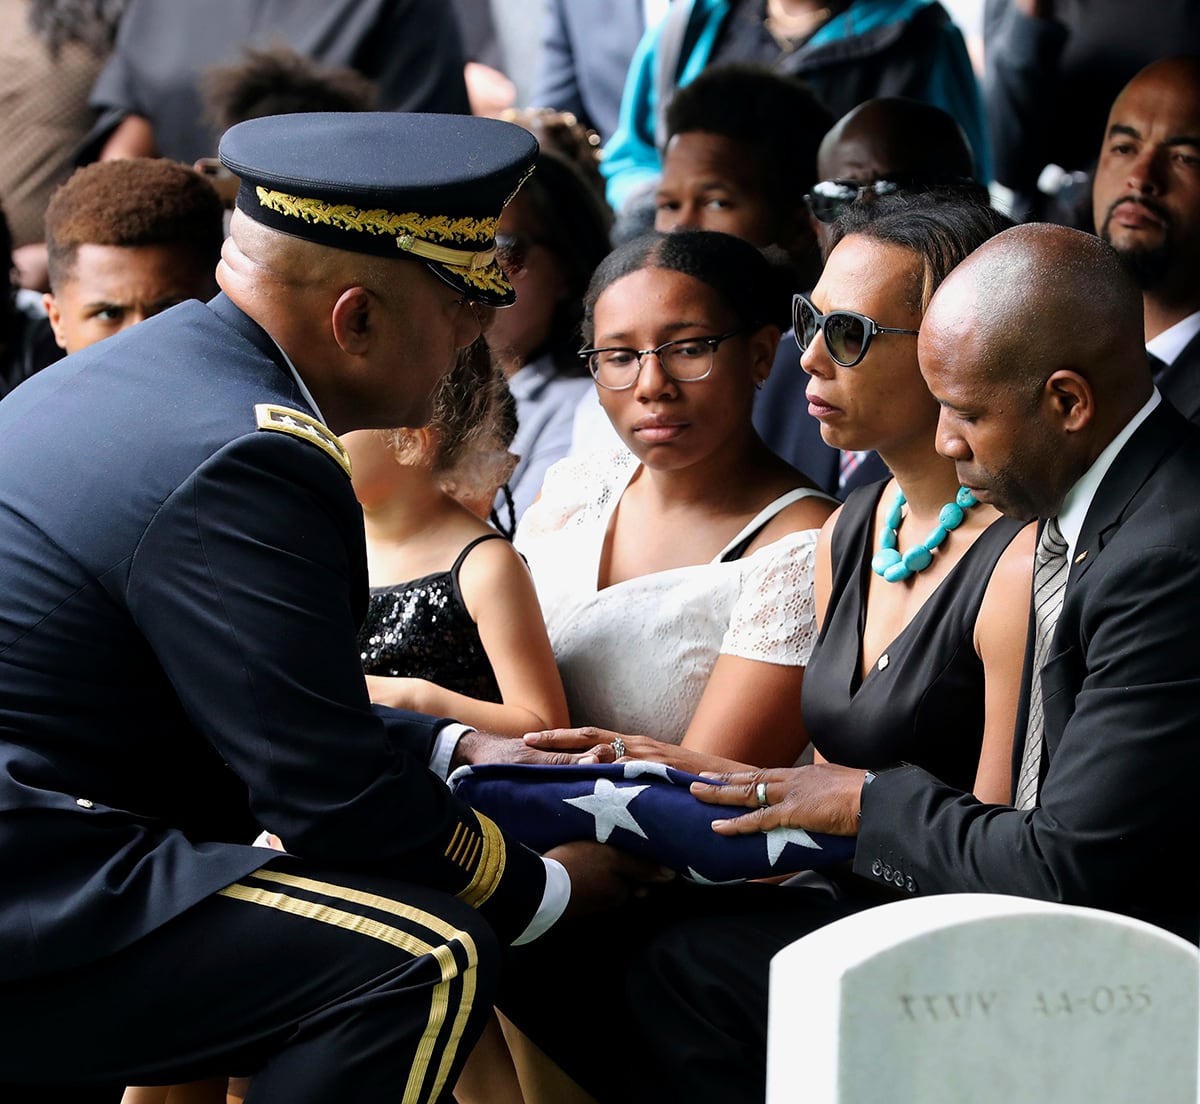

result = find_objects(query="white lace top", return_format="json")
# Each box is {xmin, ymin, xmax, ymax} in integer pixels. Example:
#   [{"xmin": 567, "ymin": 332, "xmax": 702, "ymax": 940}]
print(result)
[{"xmin": 516, "ymin": 448, "xmax": 825, "ymax": 744}]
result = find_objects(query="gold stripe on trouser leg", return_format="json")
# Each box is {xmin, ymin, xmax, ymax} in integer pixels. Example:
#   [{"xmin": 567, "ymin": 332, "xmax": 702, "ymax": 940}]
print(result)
[
  {"xmin": 248, "ymin": 868, "xmax": 484, "ymax": 1099},
  {"xmin": 218, "ymin": 878, "xmax": 477, "ymax": 1104}
]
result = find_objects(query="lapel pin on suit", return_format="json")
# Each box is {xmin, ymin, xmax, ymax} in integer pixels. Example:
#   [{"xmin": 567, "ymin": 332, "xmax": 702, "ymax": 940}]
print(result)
[{"xmin": 1074, "ymin": 550, "xmax": 1088, "ymax": 565}]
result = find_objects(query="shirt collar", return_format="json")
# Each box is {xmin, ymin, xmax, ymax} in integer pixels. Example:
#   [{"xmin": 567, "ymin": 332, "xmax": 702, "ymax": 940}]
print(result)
[
  {"xmin": 1055, "ymin": 389, "xmax": 1160, "ymax": 561},
  {"xmin": 1146, "ymin": 309, "xmax": 1200, "ymax": 365}
]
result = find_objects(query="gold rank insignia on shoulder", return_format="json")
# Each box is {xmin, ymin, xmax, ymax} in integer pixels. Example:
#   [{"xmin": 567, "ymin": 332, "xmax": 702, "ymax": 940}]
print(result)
[{"xmin": 255, "ymin": 403, "xmax": 352, "ymax": 479}]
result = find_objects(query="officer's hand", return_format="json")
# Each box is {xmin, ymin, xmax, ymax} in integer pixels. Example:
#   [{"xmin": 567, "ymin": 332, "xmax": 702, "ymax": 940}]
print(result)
[
  {"xmin": 452, "ymin": 727, "xmax": 611, "ymax": 770},
  {"xmin": 544, "ymin": 840, "xmax": 674, "ymax": 919}
]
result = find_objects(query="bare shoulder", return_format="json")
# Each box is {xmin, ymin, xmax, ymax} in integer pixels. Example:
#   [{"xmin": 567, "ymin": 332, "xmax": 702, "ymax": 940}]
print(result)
[
  {"xmin": 984, "ymin": 520, "xmax": 1037, "ymax": 599},
  {"xmin": 975, "ymin": 520, "xmax": 1036, "ymax": 652},
  {"xmin": 458, "ymin": 530, "xmax": 529, "ymax": 581},
  {"xmin": 817, "ymin": 503, "xmax": 845, "ymax": 548},
  {"xmin": 456, "ymin": 532, "xmax": 537, "ymax": 620}
]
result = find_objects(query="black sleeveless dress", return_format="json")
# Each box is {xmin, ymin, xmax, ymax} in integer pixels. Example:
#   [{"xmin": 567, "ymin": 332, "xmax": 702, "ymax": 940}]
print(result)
[
  {"xmin": 358, "ymin": 533, "xmax": 504, "ymax": 702},
  {"xmin": 802, "ymin": 482, "xmax": 1027, "ymax": 791}
]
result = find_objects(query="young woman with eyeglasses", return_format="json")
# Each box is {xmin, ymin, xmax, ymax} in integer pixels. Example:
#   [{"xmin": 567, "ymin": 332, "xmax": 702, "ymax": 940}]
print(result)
[{"xmin": 515, "ymin": 229, "xmax": 835, "ymax": 770}]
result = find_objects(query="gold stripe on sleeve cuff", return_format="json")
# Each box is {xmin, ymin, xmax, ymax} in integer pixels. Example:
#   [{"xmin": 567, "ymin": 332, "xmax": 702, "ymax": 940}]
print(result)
[{"xmin": 455, "ymin": 812, "xmax": 506, "ymax": 910}]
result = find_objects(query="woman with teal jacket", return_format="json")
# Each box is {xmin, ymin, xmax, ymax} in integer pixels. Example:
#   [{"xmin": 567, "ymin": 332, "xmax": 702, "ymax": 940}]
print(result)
[{"xmin": 602, "ymin": 0, "xmax": 989, "ymax": 211}]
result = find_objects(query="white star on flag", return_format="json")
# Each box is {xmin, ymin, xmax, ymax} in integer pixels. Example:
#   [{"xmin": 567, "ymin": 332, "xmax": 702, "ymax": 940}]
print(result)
[
  {"xmin": 765, "ymin": 826, "xmax": 822, "ymax": 866},
  {"xmin": 564, "ymin": 778, "xmax": 649, "ymax": 843}
]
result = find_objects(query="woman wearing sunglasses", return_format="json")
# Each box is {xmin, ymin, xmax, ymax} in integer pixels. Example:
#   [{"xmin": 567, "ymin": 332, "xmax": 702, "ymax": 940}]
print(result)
[
  {"xmin": 515, "ymin": 229, "xmax": 835, "ymax": 770},
  {"xmin": 791, "ymin": 192, "xmax": 1034, "ymax": 808}
]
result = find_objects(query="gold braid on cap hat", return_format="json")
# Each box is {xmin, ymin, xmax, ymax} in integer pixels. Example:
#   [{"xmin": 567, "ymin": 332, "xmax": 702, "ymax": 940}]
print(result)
[{"xmin": 255, "ymin": 186, "xmax": 509, "ymax": 295}]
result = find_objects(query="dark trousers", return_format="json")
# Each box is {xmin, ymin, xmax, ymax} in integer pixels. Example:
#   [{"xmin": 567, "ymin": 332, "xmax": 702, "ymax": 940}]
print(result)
[
  {"xmin": 0, "ymin": 858, "xmax": 500, "ymax": 1103},
  {"xmin": 499, "ymin": 880, "xmax": 862, "ymax": 1104}
]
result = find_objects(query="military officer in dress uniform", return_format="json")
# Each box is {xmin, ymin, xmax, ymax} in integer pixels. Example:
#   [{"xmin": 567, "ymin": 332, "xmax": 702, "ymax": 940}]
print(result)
[{"xmin": 0, "ymin": 112, "xmax": 651, "ymax": 1101}]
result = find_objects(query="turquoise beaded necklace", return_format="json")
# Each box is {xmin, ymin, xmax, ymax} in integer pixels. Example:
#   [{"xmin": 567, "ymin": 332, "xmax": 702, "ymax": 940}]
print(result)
[{"xmin": 872, "ymin": 485, "xmax": 979, "ymax": 583}]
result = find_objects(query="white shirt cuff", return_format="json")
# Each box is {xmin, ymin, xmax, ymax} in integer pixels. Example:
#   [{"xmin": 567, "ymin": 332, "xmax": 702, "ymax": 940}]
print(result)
[
  {"xmin": 430, "ymin": 722, "xmax": 473, "ymax": 780},
  {"xmin": 512, "ymin": 857, "xmax": 570, "ymax": 945}
]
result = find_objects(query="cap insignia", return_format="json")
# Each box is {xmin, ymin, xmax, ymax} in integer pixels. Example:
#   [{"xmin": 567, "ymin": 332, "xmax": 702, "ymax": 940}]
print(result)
[
  {"xmin": 254, "ymin": 186, "xmax": 503, "ymax": 292},
  {"xmin": 255, "ymin": 403, "xmax": 352, "ymax": 479}
]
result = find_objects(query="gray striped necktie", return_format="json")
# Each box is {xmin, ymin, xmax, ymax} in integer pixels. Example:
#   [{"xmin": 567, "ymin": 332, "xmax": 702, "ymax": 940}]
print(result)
[{"xmin": 1015, "ymin": 517, "xmax": 1069, "ymax": 809}]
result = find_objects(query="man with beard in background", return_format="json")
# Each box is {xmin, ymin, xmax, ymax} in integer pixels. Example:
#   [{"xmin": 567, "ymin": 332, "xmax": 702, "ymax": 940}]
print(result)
[{"xmin": 1093, "ymin": 55, "xmax": 1200, "ymax": 422}]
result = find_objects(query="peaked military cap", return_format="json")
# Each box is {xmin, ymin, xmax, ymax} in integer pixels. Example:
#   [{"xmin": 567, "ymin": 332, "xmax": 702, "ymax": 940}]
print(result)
[{"xmin": 219, "ymin": 112, "xmax": 538, "ymax": 307}]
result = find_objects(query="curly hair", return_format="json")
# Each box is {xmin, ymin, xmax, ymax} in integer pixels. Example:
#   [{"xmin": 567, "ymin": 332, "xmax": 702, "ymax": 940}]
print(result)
[
  {"xmin": 383, "ymin": 337, "xmax": 514, "ymax": 477},
  {"xmin": 201, "ymin": 46, "xmax": 378, "ymax": 133},
  {"xmin": 45, "ymin": 159, "xmax": 225, "ymax": 290},
  {"xmin": 500, "ymin": 107, "xmax": 605, "ymax": 200},
  {"xmin": 27, "ymin": 0, "xmax": 124, "ymax": 57}
]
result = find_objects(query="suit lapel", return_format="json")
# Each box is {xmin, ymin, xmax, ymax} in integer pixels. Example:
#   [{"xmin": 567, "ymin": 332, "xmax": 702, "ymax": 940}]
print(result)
[
  {"xmin": 1067, "ymin": 402, "xmax": 1189, "ymax": 590},
  {"xmin": 1010, "ymin": 402, "xmax": 1190, "ymax": 792}
]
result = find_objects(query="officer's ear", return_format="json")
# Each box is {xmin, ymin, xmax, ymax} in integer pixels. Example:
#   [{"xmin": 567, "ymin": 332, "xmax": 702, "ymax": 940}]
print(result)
[{"xmin": 330, "ymin": 286, "xmax": 374, "ymax": 355}]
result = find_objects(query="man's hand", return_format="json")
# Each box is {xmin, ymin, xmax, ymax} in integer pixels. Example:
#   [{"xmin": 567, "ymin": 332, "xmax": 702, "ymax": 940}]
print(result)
[
  {"xmin": 451, "ymin": 727, "xmax": 612, "ymax": 770},
  {"xmin": 690, "ymin": 763, "xmax": 867, "ymax": 838},
  {"xmin": 544, "ymin": 840, "xmax": 674, "ymax": 919}
]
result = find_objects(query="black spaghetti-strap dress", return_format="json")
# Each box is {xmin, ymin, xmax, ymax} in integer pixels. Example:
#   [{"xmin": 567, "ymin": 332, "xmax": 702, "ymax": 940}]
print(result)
[
  {"xmin": 358, "ymin": 533, "xmax": 504, "ymax": 702},
  {"xmin": 803, "ymin": 482, "xmax": 1027, "ymax": 791}
]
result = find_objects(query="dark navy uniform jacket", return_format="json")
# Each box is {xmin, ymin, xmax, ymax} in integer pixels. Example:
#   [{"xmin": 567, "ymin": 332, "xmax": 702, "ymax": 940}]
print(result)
[{"xmin": 0, "ymin": 294, "xmax": 546, "ymax": 982}]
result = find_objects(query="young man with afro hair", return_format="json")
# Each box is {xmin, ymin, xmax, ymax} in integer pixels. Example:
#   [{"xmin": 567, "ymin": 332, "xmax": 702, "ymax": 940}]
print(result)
[{"xmin": 43, "ymin": 157, "xmax": 224, "ymax": 354}]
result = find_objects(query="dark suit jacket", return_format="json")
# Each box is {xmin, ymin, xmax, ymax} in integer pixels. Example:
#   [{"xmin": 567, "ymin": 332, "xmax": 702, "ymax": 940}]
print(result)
[
  {"xmin": 855, "ymin": 401, "xmax": 1200, "ymax": 942},
  {"xmin": 0, "ymin": 294, "xmax": 546, "ymax": 982},
  {"xmin": 531, "ymin": 0, "xmax": 645, "ymax": 144},
  {"xmin": 1153, "ymin": 329, "xmax": 1200, "ymax": 424},
  {"xmin": 753, "ymin": 337, "xmax": 889, "ymax": 498}
]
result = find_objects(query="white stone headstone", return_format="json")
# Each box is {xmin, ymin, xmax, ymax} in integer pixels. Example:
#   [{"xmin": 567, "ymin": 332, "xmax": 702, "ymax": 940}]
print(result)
[{"xmin": 767, "ymin": 894, "xmax": 1198, "ymax": 1104}]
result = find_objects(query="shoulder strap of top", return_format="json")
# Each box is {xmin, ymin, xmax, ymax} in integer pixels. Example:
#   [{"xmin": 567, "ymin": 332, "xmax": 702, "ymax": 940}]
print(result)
[
  {"xmin": 450, "ymin": 532, "xmax": 507, "ymax": 576},
  {"xmin": 717, "ymin": 486, "xmax": 835, "ymax": 563}
]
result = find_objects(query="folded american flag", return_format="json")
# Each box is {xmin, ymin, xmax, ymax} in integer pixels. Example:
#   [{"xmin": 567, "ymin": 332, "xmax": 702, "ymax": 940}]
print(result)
[{"xmin": 448, "ymin": 761, "xmax": 855, "ymax": 883}]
